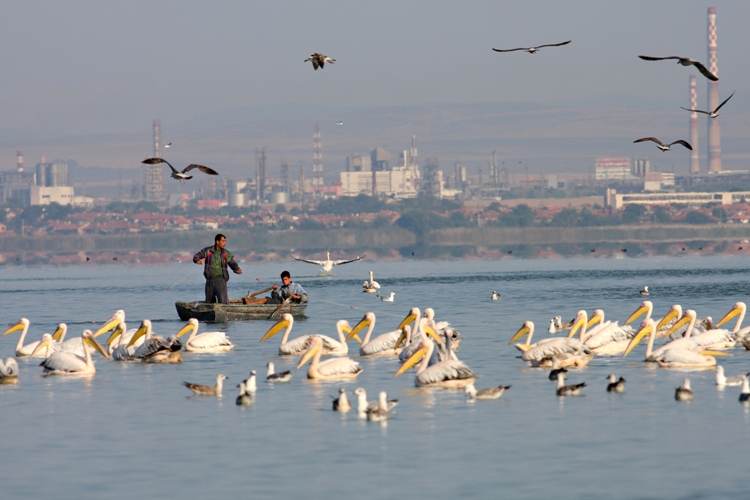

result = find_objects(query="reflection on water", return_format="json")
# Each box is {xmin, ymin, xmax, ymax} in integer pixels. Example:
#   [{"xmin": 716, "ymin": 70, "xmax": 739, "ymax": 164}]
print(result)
[{"xmin": 2, "ymin": 256, "xmax": 750, "ymax": 499}]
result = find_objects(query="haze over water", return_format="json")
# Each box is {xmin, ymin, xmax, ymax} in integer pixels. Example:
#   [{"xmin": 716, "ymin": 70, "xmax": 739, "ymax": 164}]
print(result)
[{"xmin": 2, "ymin": 256, "xmax": 750, "ymax": 498}]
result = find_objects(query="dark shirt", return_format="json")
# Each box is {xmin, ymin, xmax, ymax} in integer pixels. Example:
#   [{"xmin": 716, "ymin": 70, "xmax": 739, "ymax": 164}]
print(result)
[{"xmin": 193, "ymin": 245, "xmax": 240, "ymax": 281}]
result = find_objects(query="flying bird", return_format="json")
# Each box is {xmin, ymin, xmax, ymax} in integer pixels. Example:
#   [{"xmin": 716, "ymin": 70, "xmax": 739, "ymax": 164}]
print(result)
[
  {"xmin": 141, "ymin": 157, "xmax": 219, "ymax": 183},
  {"xmin": 492, "ymin": 40, "xmax": 571, "ymax": 54},
  {"xmin": 681, "ymin": 91, "xmax": 734, "ymax": 118},
  {"xmin": 633, "ymin": 137, "xmax": 692, "ymax": 152},
  {"xmin": 336, "ymin": 121, "xmax": 343, "ymax": 126},
  {"xmin": 293, "ymin": 251, "xmax": 364, "ymax": 275},
  {"xmin": 638, "ymin": 55, "xmax": 718, "ymax": 81},
  {"xmin": 165, "ymin": 142, "xmax": 172, "ymax": 148},
  {"xmin": 305, "ymin": 53, "xmax": 335, "ymax": 70}
]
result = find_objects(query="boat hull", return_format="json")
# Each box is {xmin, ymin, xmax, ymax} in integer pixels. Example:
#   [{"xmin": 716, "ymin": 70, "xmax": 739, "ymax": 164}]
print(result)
[{"xmin": 175, "ymin": 300, "xmax": 308, "ymax": 322}]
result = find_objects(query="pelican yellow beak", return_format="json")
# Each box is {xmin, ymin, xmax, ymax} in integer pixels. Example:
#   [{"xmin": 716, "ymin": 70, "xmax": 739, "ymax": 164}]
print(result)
[
  {"xmin": 175, "ymin": 321, "xmax": 196, "ymax": 339},
  {"xmin": 93, "ymin": 317, "xmax": 122, "ymax": 338},
  {"xmin": 586, "ymin": 313, "xmax": 602, "ymax": 330},
  {"xmin": 106, "ymin": 322, "xmax": 125, "ymax": 346},
  {"xmin": 663, "ymin": 315, "xmax": 692, "ymax": 339},
  {"xmin": 716, "ymin": 305, "xmax": 742, "ymax": 329},
  {"xmin": 567, "ymin": 315, "xmax": 587, "ymax": 339},
  {"xmin": 51, "ymin": 324, "xmax": 65, "ymax": 341},
  {"xmin": 655, "ymin": 309, "xmax": 681, "ymax": 332},
  {"xmin": 30, "ymin": 336, "xmax": 51, "ymax": 357},
  {"xmin": 3, "ymin": 321, "xmax": 24, "ymax": 336},
  {"xmin": 346, "ymin": 319, "xmax": 367, "ymax": 341},
  {"xmin": 296, "ymin": 341, "xmax": 321, "ymax": 369},
  {"xmin": 624, "ymin": 303, "xmax": 650, "ymax": 325},
  {"xmin": 85, "ymin": 335, "xmax": 111, "ymax": 360},
  {"xmin": 394, "ymin": 329, "xmax": 407, "ymax": 349},
  {"xmin": 260, "ymin": 318, "xmax": 289, "ymax": 343},
  {"xmin": 701, "ymin": 350, "xmax": 732, "ymax": 357},
  {"xmin": 397, "ymin": 312, "xmax": 417, "ymax": 331},
  {"xmin": 622, "ymin": 322, "xmax": 653, "ymax": 358},
  {"xmin": 126, "ymin": 323, "xmax": 150, "ymax": 348},
  {"xmin": 509, "ymin": 324, "xmax": 530, "ymax": 345},
  {"xmin": 394, "ymin": 344, "xmax": 428, "ymax": 377}
]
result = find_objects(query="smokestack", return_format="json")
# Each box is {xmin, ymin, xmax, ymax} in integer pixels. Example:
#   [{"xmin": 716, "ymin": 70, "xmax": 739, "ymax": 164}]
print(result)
[
  {"xmin": 689, "ymin": 76, "xmax": 700, "ymax": 174},
  {"xmin": 411, "ymin": 135, "xmax": 418, "ymax": 168},
  {"xmin": 312, "ymin": 124, "xmax": 322, "ymax": 192},
  {"xmin": 153, "ymin": 119, "xmax": 162, "ymax": 158},
  {"xmin": 16, "ymin": 150, "xmax": 23, "ymax": 172},
  {"xmin": 707, "ymin": 7, "xmax": 722, "ymax": 172}
]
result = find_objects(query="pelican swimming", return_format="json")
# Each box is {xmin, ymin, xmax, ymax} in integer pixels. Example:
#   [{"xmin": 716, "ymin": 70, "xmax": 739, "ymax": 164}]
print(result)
[
  {"xmin": 348, "ymin": 312, "xmax": 403, "ymax": 356},
  {"xmin": 423, "ymin": 308, "xmax": 460, "ymax": 350},
  {"xmin": 236, "ymin": 381, "xmax": 253, "ymax": 406},
  {"xmin": 716, "ymin": 365, "xmax": 746, "ymax": 387},
  {"xmin": 509, "ymin": 316, "xmax": 591, "ymax": 367},
  {"xmin": 465, "ymin": 383, "xmax": 510, "ymax": 400},
  {"xmin": 394, "ymin": 331, "xmax": 475, "ymax": 388},
  {"xmin": 352, "ymin": 387, "xmax": 398, "ymax": 415},
  {"xmin": 675, "ymin": 378, "xmax": 694, "ymax": 401},
  {"xmin": 2, "ymin": 318, "xmax": 62, "ymax": 357},
  {"xmin": 183, "ymin": 374, "xmax": 227, "ymax": 396},
  {"xmin": 581, "ymin": 309, "xmax": 636, "ymax": 355},
  {"xmin": 624, "ymin": 301, "xmax": 680, "ymax": 337},
  {"xmin": 260, "ymin": 313, "xmax": 354, "ymax": 356},
  {"xmin": 332, "ymin": 387, "xmax": 351, "ymax": 412},
  {"xmin": 556, "ymin": 371, "xmax": 586, "ymax": 396},
  {"xmin": 266, "ymin": 362, "xmax": 292, "ymax": 382},
  {"xmin": 606, "ymin": 374, "xmax": 626, "ymax": 393},
  {"xmin": 366, "ymin": 391, "xmax": 394, "ymax": 422},
  {"xmin": 0, "ymin": 358, "xmax": 19, "ymax": 384},
  {"xmin": 175, "ymin": 318, "xmax": 235, "ymax": 352},
  {"xmin": 293, "ymin": 251, "xmax": 362, "ymax": 275},
  {"xmin": 32, "ymin": 330, "xmax": 110, "ymax": 376},
  {"xmin": 665, "ymin": 309, "xmax": 736, "ymax": 350},
  {"xmin": 714, "ymin": 302, "xmax": 750, "ymax": 342},
  {"xmin": 363, "ymin": 271, "xmax": 380, "ymax": 293},
  {"xmin": 296, "ymin": 336, "xmax": 362, "ymax": 380}
]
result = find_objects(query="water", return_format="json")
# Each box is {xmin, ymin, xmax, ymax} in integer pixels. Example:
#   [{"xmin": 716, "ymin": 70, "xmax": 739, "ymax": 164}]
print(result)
[{"xmin": 2, "ymin": 256, "xmax": 750, "ymax": 499}]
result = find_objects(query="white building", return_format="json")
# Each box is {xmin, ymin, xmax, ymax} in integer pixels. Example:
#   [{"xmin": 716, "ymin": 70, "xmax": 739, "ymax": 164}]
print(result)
[
  {"xmin": 644, "ymin": 172, "xmax": 675, "ymax": 192},
  {"xmin": 595, "ymin": 157, "xmax": 633, "ymax": 181},
  {"xmin": 30, "ymin": 185, "xmax": 75, "ymax": 206},
  {"xmin": 340, "ymin": 165, "xmax": 419, "ymax": 197}
]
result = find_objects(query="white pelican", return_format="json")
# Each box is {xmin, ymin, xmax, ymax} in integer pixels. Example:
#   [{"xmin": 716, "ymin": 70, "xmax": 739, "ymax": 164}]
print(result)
[
  {"xmin": 260, "ymin": 314, "xmax": 355, "ymax": 356},
  {"xmin": 714, "ymin": 302, "xmax": 750, "ymax": 341},
  {"xmin": 491, "ymin": 291, "xmax": 501, "ymax": 301},
  {"xmin": 366, "ymin": 392, "xmax": 393, "ymax": 422},
  {"xmin": 397, "ymin": 319, "xmax": 443, "ymax": 363},
  {"xmin": 509, "ymin": 315, "xmax": 592, "ymax": 367},
  {"xmin": 377, "ymin": 292, "xmax": 395, "ymax": 302},
  {"xmin": 423, "ymin": 308, "xmax": 460, "ymax": 351},
  {"xmin": 624, "ymin": 301, "xmax": 681, "ymax": 337},
  {"xmin": 665, "ymin": 310, "xmax": 736, "ymax": 350},
  {"xmin": 32, "ymin": 330, "xmax": 110, "ymax": 376},
  {"xmin": 492, "ymin": 40, "xmax": 571, "ymax": 54},
  {"xmin": 103, "ymin": 321, "xmax": 137, "ymax": 360},
  {"xmin": 293, "ymin": 251, "xmax": 362, "ymax": 274},
  {"xmin": 266, "ymin": 362, "xmax": 292, "ymax": 382},
  {"xmin": 332, "ymin": 387, "xmax": 351, "ymax": 412},
  {"xmin": 681, "ymin": 91, "xmax": 734, "ymax": 118},
  {"xmin": 363, "ymin": 271, "xmax": 380, "ymax": 293},
  {"xmin": 675, "ymin": 379, "xmax": 694, "ymax": 401},
  {"xmin": 394, "ymin": 333, "xmax": 475, "ymax": 388},
  {"xmin": 624, "ymin": 318, "xmax": 699, "ymax": 361},
  {"xmin": 465, "ymin": 383, "xmax": 510, "ymax": 400},
  {"xmin": 236, "ymin": 381, "xmax": 253, "ymax": 406},
  {"xmin": 352, "ymin": 387, "xmax": 398, "ymax": 415},
  {"xmin": 296, "ymin": 336, "xmax": 362, "ymax": 380},
  {"xmin": 125, "ymin": 320, "xmax": 167, "ymax": 359},
  {"xmin": 304, "ymin": 53, "xmax": 336, "ymax": 70},
  {"xmin": 175, "ymin": 318, "xmax": 235, "ymax": 352},
  {"xmin": 0, "ymin": 357, "xmax": 19, "ymax": 384},
  {"xmin": 740, "ymin": 377, "xmax": 750, "ymax": 404},
  {"xmin": 716, "ymin": 365, "xmax": 746, "ymax": 387},
  {"xmin": 606, "ymin": 374, "xmax": 626, "ymax": 393},
  {"xmin": 580, "ymin": 309, "xmax": 636, "ymax": 355},
  {"xmin": 141, "ymin": 157, "xmax": 219, "ymax": 183},
  {"xmin": 556, "ymin": 372, "xmax": 586, "ymax": 396},
  {"xmin": 638, "ymin": 54, "xmax": 718, "ymax": 81},
  {"xmin": 183, "ymin": 374, "xmax": 227, "ymax": 396},
  {"xmin": 2, "ymin": 318, "xmax": 62, "ymax": 357},
  {"xmin": 348, "ymin": 312, "xmax": 403, "ymax": 356}
]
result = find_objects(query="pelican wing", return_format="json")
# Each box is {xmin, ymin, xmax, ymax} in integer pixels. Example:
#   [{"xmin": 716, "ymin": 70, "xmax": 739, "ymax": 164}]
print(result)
[
  {"xmin": 521, "ymin": 338, "xmax": 588, "ymax": 361},
  {"xmin": 280, "ymin": 335, "xmax": 314, "ymax": 355},
  {"xmin": 133, "ymin": 336, "xmax": 167, "ymax": 358},
  {"xmin": 585, "ymin": 323, "xmax": 634, "ymax": 349},
  {"xmin": 0, "ymin": 358, "xmax": 19, "ymax": 376},
  {"xmin": 40, "ymin": 352, "xmax": 87, "ymax": 373},
  {"xmin": 316, "ymin": 357, "xmax": 362, "ymax": 376},
  {"xmin": 111, "ymin": 344, "xmax": 136, "ymax": 360},
  {"xmin": 692, "ymin": 329, "xmax": 735, "ymax": 347},
  {"xmin": 654, "ymin": 348, "xmax": 710, "ymax": 365},
  {"xmin": 417, "ymin": 360, "xmax": 475, "ymax": 386},
  {"xmin": 189, "ymin": 331, "xmax": 234, "ymax": 349},
  {"xmin": 182, "ymin": 164, "xmax": 219, "ymax": 176},
  {"xmin": 332, "ymin": 255, "xmax": 364, "ymax": 266},
  {"xmin": 318, "ymin": 335, "xmax": 345, "ymax": 353},
  {"xmin": 293, "ymin": 256, "xmax": 324, "ymax": 265},
  {"xmin": 360, "ymin": 330, "xmax": 401, "ymax": 355}
]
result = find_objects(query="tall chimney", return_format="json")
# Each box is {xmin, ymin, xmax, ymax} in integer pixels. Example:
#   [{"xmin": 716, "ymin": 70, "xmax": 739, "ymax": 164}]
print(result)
[
  {"xmin": 410, "ymin": 135, "xmax": 418, "ymax": 168},
  {"xmin": 312, "ymin": 124, "xmax": 322, "ymax": 193},
  {"xmin": 707, "ymin": 7, "xmax": 722, "ymax": 172},
  {"xmin": 689, "ymin": 76, "xmax": 700, "ymax": 174},
  {"xmin": 16, "ymin": 150, "xmax": 23, "ymax": 172}
]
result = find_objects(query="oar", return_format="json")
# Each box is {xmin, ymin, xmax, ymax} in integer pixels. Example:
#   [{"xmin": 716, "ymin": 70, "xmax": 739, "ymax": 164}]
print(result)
[
  {"xmin": 268, "ymin": 300, "xmax": 292, "ymax": 319},
  {"xmin": 246, "ymin": 286, "xmax": 274, "ymax": 298}
]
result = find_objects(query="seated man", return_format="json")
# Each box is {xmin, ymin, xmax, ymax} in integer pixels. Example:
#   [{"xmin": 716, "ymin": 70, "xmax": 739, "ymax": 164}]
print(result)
[{"xmin": 250, "ymin": 271, "xmax": 307, "ymax": 304}]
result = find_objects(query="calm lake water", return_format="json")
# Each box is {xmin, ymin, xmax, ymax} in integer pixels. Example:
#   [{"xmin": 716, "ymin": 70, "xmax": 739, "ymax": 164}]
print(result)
[{"xmin": 2, "ymin": 256, "xmax": 750, "ymax": 499}]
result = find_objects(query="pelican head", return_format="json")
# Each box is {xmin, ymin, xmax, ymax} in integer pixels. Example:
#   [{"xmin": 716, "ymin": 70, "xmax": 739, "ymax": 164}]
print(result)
[
  {"xmin": 394, "ymin": 340, "xmax": 429, "ymax": 377},
  {"xmin": 260, "ymin": 314, "xmax": 293, "ymax": 342},
  {"xmin": 3, "ymin": 318, "xmax": 29, "ymax": 336},
  {"xmin": 296, "ymin": 336, "xmax": 323, "ymax": 369},
  {"xmin": 397, "ymin": 307, "xmax": 420, "ymax": 331},
  {"xmin": 656, "ymin": 304, "xmax": 683, "ymax": 331},
  {"xmin": 93, "ymin": 310, "xmax": 126, "ymax": 337},
  {"xmin": 622, "ymin": 319, "xmax": 655, "ymax": 358},
  {"xmin": 105, "ymin": 320, "xmax": 127, "ymax": 346},
  {"xmin": 716, "ymin": 302, "xmax": 746, "ymax": 328},
  {"xmin": 347, "ymin": 314, "xmax": 373, "ymax": 342},
  {"xmin": 567, "ymin": 310, "xmax": 588, "ymax": 339},
  {"xmin": 126, "ymin": 320, "xmax": 153, "ymax": 348},
  {"xmin": 624, "ymin": 301, "xmax": 652, "ymax": 325},
  {"xmin": 664, "ymin": 310, "xmax": 696, "ymax": 338},
  {"xmin": 394, "ymin": 324, "xmax": 411, "ymax": 349},
  {"xmin": 509, "ymin": 320, "xmax": 534, "ymax": 346},
  {"xmin": 586, "ymin": 309, "xmax": 605, "ymax": 330},
  {"xmin": 29, "ymin": 333, "xmax": 55, "ymax": 357},
  {"xmin": 423, "ymin": 308, "xmax": 435, "ymax": 320},
  {"xmin": 82, "ymin": 330, "xmax": 111, "ymax": 359},
  {"xmin": 175, "ymin": 318, "xmax": 199, "ymax": 339},
  {"xmin": 52, "ymin": 323, "xmax": 67, "ymax": 342}
]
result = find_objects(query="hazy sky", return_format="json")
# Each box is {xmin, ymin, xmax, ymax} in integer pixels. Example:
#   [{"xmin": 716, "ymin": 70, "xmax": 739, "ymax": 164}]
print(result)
[{"xmin": 1, "ymin": 1, "xmax": 748, "ymax": 176}]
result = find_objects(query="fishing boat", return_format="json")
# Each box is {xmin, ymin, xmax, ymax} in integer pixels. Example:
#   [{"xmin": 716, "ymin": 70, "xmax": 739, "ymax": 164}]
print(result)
[{"xmin": 175, "ymin": 299, "xmax": 308, "ymax": 322}]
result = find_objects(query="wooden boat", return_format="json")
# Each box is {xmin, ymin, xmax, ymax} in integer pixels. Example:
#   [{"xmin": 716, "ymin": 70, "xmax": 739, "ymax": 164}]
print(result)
[{"xmin": 175, "ymin": 299, "xmax": 308, "ymax": 322}]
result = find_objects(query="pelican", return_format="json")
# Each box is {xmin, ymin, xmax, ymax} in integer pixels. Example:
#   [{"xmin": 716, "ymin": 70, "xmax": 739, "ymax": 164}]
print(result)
[
  {"xmin": 624, "ymin": 301, "xmax": 679, "ymax": 337},
  {"xmin": 740, "ymin": 377, "xmax": 750, "ymax": 404},
  {"xmin": 352, "ymin": 387, "xmax": 398, "ymax": 415},
  {"xmin": 293, "ymin": 251, "xmax": 363, "ymax": 275},
  {"xmin": 126, "ymin": 320, "xmax": 168, "ymax": 359},
  {"xmin": 681, "ymin": 91, "xmax": 734, "ymax": 118},
  {"xmin": 675, "ymin": 378, "xmax": 694, "ymax": 401},
  {"xmin": 266, "ymin": 362, "xmax": 292, "ymax": 382},
  {"xmin": 714, "ymin": 302, "xmax": 750, "ymax": 341},
  {"xmin": 141, "ymin": 157, "xmax": 219, "ymax": 183},
  {"xmin": 377, "ymin": 292, "xmax": 396, "ymax": 302},
  {"xmin": 348, "ymin": 312, "xmax": 404, "ymax": 356},
  {"xmin": 465, "ymin": 383, "xmax": 510, "ymax": 400},
  {"xmin": 716, "ymin": 365, "xmax": 746, "ymax": 387},
  {"xmin": 236, "ymin": 381, "xmax": 253, "ymax": 406},
  {"xmin": 332, "ymin": 387, "xmax": 351, "ymax": 412},
  {"xmin": 3, "ymin": 318, "xmax": 62, "ymax": 357},
  {"xmin": 606, "ymin": 374, "xmax": 626, "ymax": 393},
  {"xmin": 556, "ymin": 371, "xmax": 586, "ymax": 396},
  {"xmin": 492, "ymin": 40, "xmax": 571, "ymax": 54},
  {"xmin": 665, "ymin": 310, "xmax": 736, "ymax": 350},
  {"xmin": 0, "ymin": 358, "xmax": 19, "ymax": 384},
  {"xmin": 638, "ymin": 55, "xmax": 718, "ymax": 81},
  {"xmin": 363, "ymin": 271, "xmax": 380, "ymax": 293},
  {"xmin": 32, "ymin": 330, "xmax": 110, "ymax": 376},
  {"xmin": 396, "ymin": 319, "xmax": 443, "ymax": 363},
  {"xmin": 423, "ymin": 308, "xmax": 460, "ymax": 350},
  {"xmin": 175, "ymin": 318, "xmax": 235, "ymax": 352},
  {"xmin": 634, "ymin": 137, "xmax": 692, "ymax": 152},
  {"xmin": 394, "ymin": 332, "xmax": 475, "ymax": 388},
  {"xmin": 260, "ymin": 313, "xmax": 354, "ymax": 356},
  {"xmin": 105, "ymin": 320, "xmax": 137, "ymax": 360},
  {"xmin": 640, "ymin": 286, "xmax": 649, "ymax": 296},
  {"xmin": 366, "ymin": 391, "xmax": 393, "ymax": 422},
  {"xmin": 296, "ymin": 336, "xmax": 362, "ymax": 380},
  {"xmin": 491, "ymin": 291, "xmax": 501, "ymax": 301},
  {"xmin": 183, "ymin": 374, "xmax": 227, "ymax": 396},
  {"xmin": 581, "ymin": 309, "xmax": 636, "ymax": 355},
  {"xmin": 509, "ymin": 316, "xmax": 592, "ymax": 367},
  {"xmin": 304, "ymin": 53, "xmax": 335, "ymax": 70}
]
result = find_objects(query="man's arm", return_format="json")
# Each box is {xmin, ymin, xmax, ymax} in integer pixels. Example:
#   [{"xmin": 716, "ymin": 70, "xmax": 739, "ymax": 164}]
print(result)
[
  {"xmin": 227, "ymin": 253, "xmax": 242, "ymax": 274},
  {"xmin": 193, "ymin": 246, "xmax": 208, "ymax": 264}
]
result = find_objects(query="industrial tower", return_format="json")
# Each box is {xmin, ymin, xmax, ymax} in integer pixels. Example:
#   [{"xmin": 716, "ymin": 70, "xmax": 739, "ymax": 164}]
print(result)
[
  {"xmin": 146, "ymin": 120, "xmax": 165, "ymax": 201},
  {"xmin": 16, "ymin": 151, "xmax": 23, "ymax": 172},
  {"xmin": 689, "ymin": 76, "xmax": 700, "ymax": 174},
  {"xmin": 312, "ymin": 124, "xmax": 323, "ymax": 192},
  {"xmin": 410, "ymin": 135, "xmax": 418, "ymax": 168},
  {"xmin": 707, "ymin": 7, "xmax": 722, "ymax": 172},
  {"xmin": 255, "ymin": 147, "xmax": 267, "ymax": 200}
]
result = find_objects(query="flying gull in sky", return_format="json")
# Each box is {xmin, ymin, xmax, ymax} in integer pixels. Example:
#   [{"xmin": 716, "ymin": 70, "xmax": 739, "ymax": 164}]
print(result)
[
  {"xmin": 141, "ymin": 157, "xmax": 219, "ymax": 183},
  {"xmin": 304, "ymin": 53, "xmax": 335, "ymax": 70},
  {"xmin": 638, "ymin": 55, "xmax": 718, "ymax": 81},
  {"xmin": 681, "ymin": 91, "xmax": 734, "ymax": 118},
  {"xmin": 633, "ymin": 137, "xmax": 692, "ymax": 152},
  {"xmin": 492, "ymin": 40, "xmax": 571, "ymax": 54}
]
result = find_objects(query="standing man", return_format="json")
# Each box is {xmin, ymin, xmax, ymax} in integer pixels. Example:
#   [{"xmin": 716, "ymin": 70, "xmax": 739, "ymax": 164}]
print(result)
[{"xmin": 194, "ymin": 233, "xmax": 242, "ymax": 304}]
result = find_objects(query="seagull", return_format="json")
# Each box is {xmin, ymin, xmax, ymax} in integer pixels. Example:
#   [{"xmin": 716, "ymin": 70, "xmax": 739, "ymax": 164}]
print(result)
[
  {"xmin": 465, "ymin": 383, "xmax": 511, "ymax": 400},
  {"xmin": 633, "ymin": 137, "xmax": 692, "ymax": 152},
  {"xmin": 491, "ymin": 291, "xmax": 501, "ymax": 301},
  {"xmin": 266, "ymin": 361, "xmax": 292, "ymax": 383},
  {"xmin": 606, "ymin": 374, "xmax": 626, "ymax": 394},
  {"xmin": 141, "ymin": 157, "xmax": 219, "ymax": 183},
  {"xmin": 332, "ymin": 387, "xmax": 351, "ymax": 412},
  {"xmin": 675, "ymin": 378, "xmax": 693, "ymax": 401},
  {"xmin": 293, "ymin": 251, "xmax": 364, "ymax": 275},
  {"xmin": 305, "ymin": 53, "xmax": 335, "ymax": 70},
  {"xmin": 681, "ymin": 91, "xmax": 734, "ymax": 118},
  {"xmin": 638, "ymin": 55, "xmax": 718, "ymax": 81},
  {"xmin": 182, "ymin": 374, "xmax": 228, "ymax": 396},
  {"xmin": 377, "ymin": 292, "xmax": 395, "ymax": 302},
  {"xmin": 244, "ymin": 370, "xmax": 257, "ymax": 393},
  {"xmin": 336, "ymin": 121, "xmax": 343, "ymax": 126},
  {"xmin": 165, "ymin": 142, "xmax": 172, "ymax": 148},
  {"xmin": 740, "ymin": 376, "xmax": 750, "ymax": 404},
  {"xmin": 556, "ymin": 372, "xmax": 586, "ymax": 396},
  {"xmin": 640, "ymin": 286, "xmax": 650, "ymax": 296},
  {"xmin": 235, "ymin": 381, "xmax": 253, "ymax": 406},
  {"xmin": 715, "ymin": 365, "xmax": 746, "ymax": 387},
  {"xmin": 492, "ymin": 40, "xmax": 571, "ymax": 54}
]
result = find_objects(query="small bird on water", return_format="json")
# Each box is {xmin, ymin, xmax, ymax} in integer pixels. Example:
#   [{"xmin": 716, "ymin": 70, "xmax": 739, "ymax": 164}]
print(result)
[
  {"xmin": 236, "ymin": 381, "xmax": 253, "ymax": 406},
  {"xmin": 675, "ymin": 378, "xmax": 693, "ymax": 402},
  {"xmin": 377, "ymin": 292, "xmax": 395, "ymax": 302},
  {"xmin": 640, "ymin": 286, "xmax": 650, "ymax": 296},
  {"xmin": 266, "ymin": 361, "xmax": 292, "ymax": 383},
  {"xmin": 606, "ymin": 374, "xmax": 626, "ymax": 393},
  {"xmin": 465, "ymin": 383, "xmax": 511, "ymax": 400},
  {"xmin": 491, "ymin": 291, "xmax": 501, "ymax": 301},
  {"xmin": 556, "ymin": 372, "xmax": 586, "ymax": 396},
  {"xmin": 141, "ymin": 157, "xmax": 219, "ymax": 183},
  {"xmin": 305, "ymin": 53, "xmax": 335, "ymax": 70},
  {"xmin": 332, "ymin": 387, "xmax": 351, "ymax": 412},
  {"xmin": 739, "ymin": 376, "xmax": 750, "ymax": 404},
  {"xmin": 183, "ymin": 374, "xmax": 228, "ymax": 396}
]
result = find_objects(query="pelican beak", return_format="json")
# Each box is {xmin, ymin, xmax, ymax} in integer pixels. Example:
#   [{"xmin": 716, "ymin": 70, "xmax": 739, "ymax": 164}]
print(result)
[
  {"xmin": 624, "ymin": 303, "xmax": 650, "ymax": 325},
  {"xmin": 423, "ymin": 325, "xmax": 442, "ymax": 344},
  {"xmin": 394, "ymin": 345, "xmax": 428, "ymax": 377},
  {"xmin": 30, "ymin": 336, "xmax": 51, "ymax": 357},
  {"xmin": 296, "ymin": 342, "xmax": 320, "ymax": 370},
  {"xmin": 701, "ymin": 350, "xmax": 732, "ymax": 357},
  {"xmin": 716, "ymin": 305, "xmax": 742, "ymax": 328},
  {"xmin": 622, "ymin": 322, "xmax": 653, "ymax": 358},
  {"xmin": 106, "ymin": 323, "xmax": 125, "ymax": 346},
  {"xmin": 509, "ymin": 324, "xmax": 530, "ymax": 345},
  {"xmin": 85, "ymin": 335, "xmax": 111, "ymax": 360},
  {"xmin": 394, "ymin": 329, "xmax": 407, "ymax": 349},
  {"xmin": 2, "ymin": 321, "xmax": 24, "ymax": 336},
  {"xmin": 655, "ymin": 309, "xmax": 681, "ymax": 331},
  {"xmin": 663, "ymin": 315, "xmax": 692, "ymax": 338},
  {"xmin": 126, "ymin": 323, "xmax": 149, "ymax": 348},
  {"xmin": 567, "ymin": 315, "xmax": 587, "ymax": 339},
  {"xmin": 93, "ymin": 317, "xmax": 122, "ymax": 338},
  {"xmin": 397, "ymin": 313, "xmax": 417, "ymax": 331},
  {"xmin": 51, "ymin": 325, "xmax": 65, "ymax": 341},
  {"xmin": 346, "ymin": 319, "xmax": 367, "ymax": 341},
  {"xmin": 260, "ymin": 318, "xmax": 288, "ymax": 342},
  {"xmin": 586, "ymin": 314, "xmax": 602, "ymax": 330},
  {"xmin": 175, "ymin": 321, "xmax": 195, "ymax": 339}
]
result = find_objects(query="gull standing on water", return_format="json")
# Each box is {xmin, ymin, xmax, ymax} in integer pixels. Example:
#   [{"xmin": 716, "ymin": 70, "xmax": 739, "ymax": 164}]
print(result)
[
  {"xmin": 556, "ymin": 371, "xmax": 586, "ymax": 396},
  {"xmin": 675, "ymin": 378, "xmax": 694, "ymax": 401},
  {"xmin": 377, "ymin": 292, "xmax": 396, "ymax": 302},
  {"xmin": 715, "ymin": 365, "xmax": 746, "ymax": 387},
  {"xmin": 681, "ymin": 91, "xmax": 734, "ymax": 118},
  {"xmin": 141, "ymin": 158, "xmax": 219, "ymax": 183},
  {"xmin": 634, "ymin": 137, "xmax": 692, "ymax": 152},
  {"xmin": 638, "ymin": 55, "xmax": 718, "ymax": 81},
  {"xmin": 236, "ymin": 381, "xmax": 253, "ymax": 406},
  {"xmin": 332, "ymin": 387, "xmax": 352, "ymax": 412},
  {"xmin": 366, "ymin": 391, "xmax": 394, "ymax": 422},
  {"xmin": 492, "ymin": 40, "xmax": 571, "ymax": 54},
  {"xmin": 265, "ymin": 362, "xmax": 292, "ymax": 382},
  {"xmin": 640, "ymin": 286, "xmax": 650, "ymax": 296},
  {"xmin": 183, "ymin": 374, "xmax": 228, "ymax": 396},
  {"xmin": 491, "ymin": 291, "xmax": 501, "ymax": 301},
  {"xmin": 465, "ymin": 383, "xmax": 511, "ymax": 400},
  {"xmin": 606, "ymin": 374, "xmax": 626, "ymax": 393},
  {"xmin": 352, "ymin": 387, "xmax": 398, "ymax": 415}
]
